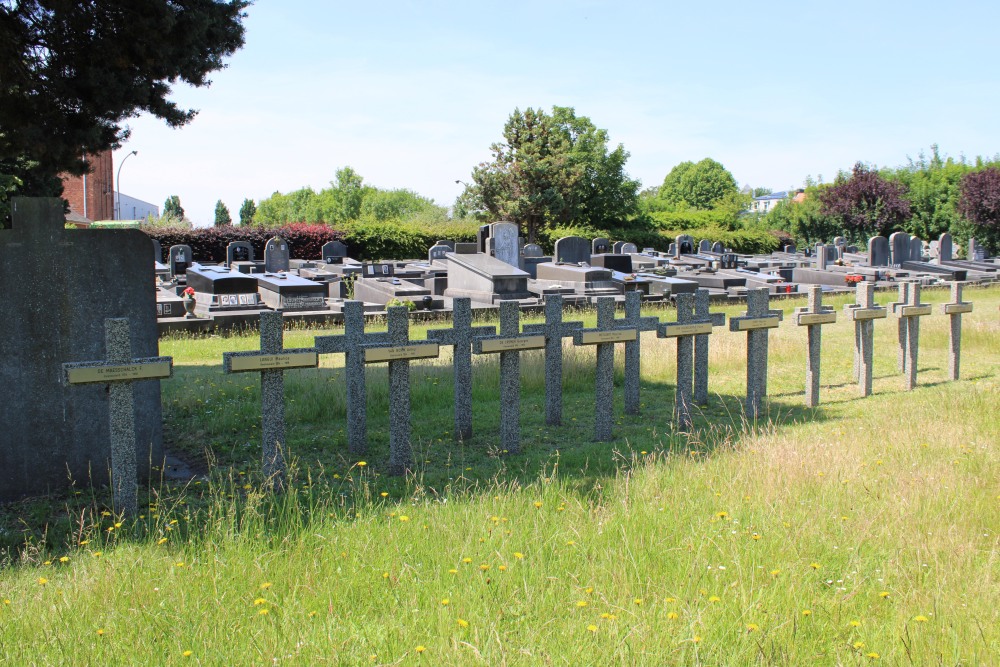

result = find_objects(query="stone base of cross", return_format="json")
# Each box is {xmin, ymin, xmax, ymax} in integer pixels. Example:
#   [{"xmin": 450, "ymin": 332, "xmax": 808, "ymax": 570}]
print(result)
[
  {"xmin": 523, "ymin": 295, "xmax": 583, "ymax": 426},
  {"xmin": 941, "ymin": 282, "xmax": 973, "ymax": 381},
  {"xmin": 729, "ymin": 288, "xmax": 782, "ymax": 420},
  {"xmin": 890, "ymin": 282, "xmax": 931, "ymax": 390},
  {"xmin": 793, "ymin": 285, "xmax": 837, "ymax": 407},
  {"xmin": 658, "ymin": 290, "xmax": 717, "ymax": 430},
  {"xmin": 844, "ymin": 282, "xmax": 887, "ymax": 397}
]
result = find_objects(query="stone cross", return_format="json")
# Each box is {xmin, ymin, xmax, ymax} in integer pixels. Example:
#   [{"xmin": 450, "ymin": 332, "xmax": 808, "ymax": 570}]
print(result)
[
  {"xmin": 621, "ymin": 291, "xmax": 660, "ymax": 415},
  {"xmin": 361, "ymin": 307, "xmax": 440, "ymax": 475},
  {"xmin": 523, "ymin": 295, "xmax": 583, "ymax": 426},
  {"xmin": 573, "ymin": 297, "xmax": 638, "ymax": 441},
  {"xmin": 658, "ymin": 290, "xmax": 718, "ymax": 430},
  {"xmin": 222, "ymin": 311, "xmax": 318, "ymax": 488},
  {"xmin": 314, "ymin": 301, "xmax": 390, "ymax": 454},
  {"xmin": 728, "ymin": 288, "xmax": 783, "ymax": 419},
  {"xmin": 941, "ymin": 282, "xmax": 973, "ymax": 380},
  {"xmin": 844, "ymin": 282, "xmax": 887, "ymax": 397},
  {"xmin": 890, "ymin": 282, "xmax": 931, "ymax": 390},
  {"xmin": 426, "ymin": 298, "xmax": 496, "ymax": 440},
  {"xmin": 472, "ymin": 301, "xmax": 546, "ymax": 454},
  {"xmin": 62, "ymin": 318, "xmax": 173, "ymax": 516},
  {"xmin": 793, "ymin": 285, "xmax": 837, "ymax": 407},
  {"xmin": 693, "ymin": 290, "xmax": 726, "ymax": 405}
]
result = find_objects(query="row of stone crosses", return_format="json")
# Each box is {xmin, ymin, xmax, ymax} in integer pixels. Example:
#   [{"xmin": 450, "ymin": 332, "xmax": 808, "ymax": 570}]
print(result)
[{"xmin": 64, "ymin": 281, "xmax": 975, "ymax": 516}]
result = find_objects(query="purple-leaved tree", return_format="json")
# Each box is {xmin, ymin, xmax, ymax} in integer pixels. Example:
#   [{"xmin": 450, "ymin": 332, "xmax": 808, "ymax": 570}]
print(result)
[
  {"xmin": 818, "ymin": 162, "xmax": 911, "ymax": 240},
  {"xmin": 958, "ymin": 166, "xmax": 1000, "ymax": 254}
]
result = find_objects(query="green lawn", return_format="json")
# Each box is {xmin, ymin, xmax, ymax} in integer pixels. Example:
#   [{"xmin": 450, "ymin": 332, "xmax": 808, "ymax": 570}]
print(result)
[{"xmin": 1, "ymin": 285, "xmax": 997, "ymax": 665}]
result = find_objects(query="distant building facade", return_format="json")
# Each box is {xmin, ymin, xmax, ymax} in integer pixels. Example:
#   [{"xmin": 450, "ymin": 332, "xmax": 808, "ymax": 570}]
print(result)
[
  {"xmin": 60, "ymin": 149, "xmax": 114, "ymax": 222},
  {"xmin": 117, "ymin": 193, "xmax": 159, "ymax": 221},
  {"xmin": 749, "ymin": 190, "xmax": 805, "ymax": 214}
]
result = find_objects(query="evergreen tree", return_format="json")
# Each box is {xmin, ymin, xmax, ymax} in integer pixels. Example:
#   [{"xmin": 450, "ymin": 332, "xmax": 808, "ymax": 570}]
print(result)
[
  {"xmin": 214, "ymin": 200, "xmax": 232, "ymax": 226},
  {"xmin": 239, "ymin": 198, "xmax": 256, "ymax": 226},
  {"xmin": 163, "ymin": 195, "xmax": 185, "ymax": 220}
]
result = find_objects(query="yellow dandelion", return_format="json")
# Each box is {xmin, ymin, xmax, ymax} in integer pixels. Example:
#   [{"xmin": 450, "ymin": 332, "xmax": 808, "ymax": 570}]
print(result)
[
  {"xmin": 849, "ymin": 620, "xmax": 861, "ymax": 627},
  {"xmin": 253, "ymin": 598, "xmax": 266, "ymax": 606},
  {"xmin": 440, "ymin": 598, "xmax": 449, "ymax": 606},
  {"xmin": 79, "ymin": 540, "xmax": 89, "ymax": 546},
  {"xmin": 182, "ymin": 650, "xmax": 193, "ymax": 658},
  {"xmin": 770, "ymin": 569, "xmax": 781, "ymax": 577},
  {"xmin": 479, "ymin": 564, "xmax": 490, "ymax": 571},
  {"xmin": 667, "ymin": 612, "xmax": 679, "ymax": 620},
  {"xmin": 399, "ymin": 515, "xmax": 410, "ymax": 522},
  {"xmin": 258, "ymin": 608, "xmax": 269, "ymax": 615},
  {"xmin": 457, "ymin": 618, "xmax": 469, "ymax": 628},
  {"xmin": 533, "ymin": 501, "xmax": 543, "ymax": 508},
  {"xmin": 853, "ymin": 641, "xmax": 865, "ymax": 649},
  {"xmin": 37, "ymin": 577, "xmax": 48, "ymax": 585},
  {"xmin": 3, "ymin": 599, "xmax": 10, "ymax": 605},
  {"xmin": 634, "ymin": 598, "xmax": 643, "ymax": 605},
  {"xmin": 584, "ymin": 587, "xmax": 594, "ymax": 594},
  {"xmin": 587, "ymin": 624, "xmax": 598, "ymax": 633},
  {"xmin": 913, "ymin": 615, "xmax": 929, "ymax": 623},
  {"xmin": 260, "ymin": 582, "xmax": 272, "ymax": 590},
  {"xmin": 665, "ymin": 597, "xmax": 676, "ymax": 603},
  {"xmin": 879, "ymin": 591, "xmax": 890, "ymax": 598},
  {"xmin": 43, "ymin": 560, "xmax": 51, "ymax": 566},
  {"xmin": 566, "ymin": 540, "xmax": 576, "ymax": 546},
  {"xmin": 157, "ymin": 538, "xmax": 168, "ymax": 545},
  {"xmin": 752, "ymin": 533, "xmax": 761, "ymax": 540},
  {"xmin": 92, "ymin": 551, "xmax": 102, "ymax": 557},
  {"xmin": 498, "ymin": 565, "xmax": 507, "ymax": 572},
  {"xmin": 513, "ymin": 552, "xmax": 524, "ymax": 560},
  {"xmin": 576, "ymin": 600, "xmax": 588, "ymax": 608},
  {"xmin": 716, "ymin": 511, "xmax": 729, "ymax": 519},
  {"xmin": 415, "ymin": 645, "xmax": 426, "ymax": 653},
  {"xmin": 462, "ymin": 558, "xmax": 472, "ymax": 564},
  {"xmin": 96, "ymin": 628, "xmax": 105, "ymax": 636},
  {"xmin": 357, "ymin": 461, "xmax": 367, "ymax": 467},
  {"xmin": 59, "ymin": 556, "xmax": 69, "ymax": 563},
  {"xmin": 708, "ymin": 596, "xmax": 721, "ymax": 603},
  {"xmin": 746, "ymin": 623, "xmax": 759, "ymax": 632},
  {"xmin": 175, "ymin": 562, "xmax": 185, "ymax": 568},
  {"xmin": 448, "ymin": 569, "xmax": 457, "ymax": 574},
  {"xmin": 692, "ymin": 636, "xmax": 702, "ymax": 644},
  {"xmin": 867, "ymin": 653, "xmax": 880, "ymax": 659},
  {"xmin": 810, "ymin": 563, "xmax": 821, "ymax": 570},
  {"xmin": 380, "ymin": 492, "xmax": 388, "ymax": 497},
  {"xmin": 308, "ymin": 611, "xmax": 317, "ymax": 618},
  {"xmin": 802, "ymin": 609, "xmax": 812, "ymax": 616}
]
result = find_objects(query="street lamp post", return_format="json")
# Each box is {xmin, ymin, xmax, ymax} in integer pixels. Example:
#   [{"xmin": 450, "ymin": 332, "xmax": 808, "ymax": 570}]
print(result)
[{"xmin": 116, "ymin": 150, "xmax": 138, "ymax": 220}]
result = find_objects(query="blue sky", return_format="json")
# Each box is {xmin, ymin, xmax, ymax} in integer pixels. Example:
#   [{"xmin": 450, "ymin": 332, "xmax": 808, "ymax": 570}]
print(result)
[{"xmin": 117, "ymin": 0, "xmax": 1000, "ymax": 225}]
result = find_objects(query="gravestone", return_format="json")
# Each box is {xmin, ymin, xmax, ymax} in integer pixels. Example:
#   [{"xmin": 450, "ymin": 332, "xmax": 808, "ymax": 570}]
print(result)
[
  {"xmin": 523, "ymin": 295, "xmax": 584, "ymax": 426},
  {"xmin": 969, "ymin": 238, "xmax": 986, "ymax": 261},
  {"xmin": 573, "ymin": 297, "xmax": 638, "ymax": 441},
  {"xmin": 477, "ymin": 224, "xmax": 490, "ymax": 253},
  {"xmin": 698, "ymin": 239, "xmax": 711, "ymax": 253},
  {"xmin": 2, "ymin": 199, "xmax": 166, "ymax": 502},
  {"xmin": 613, "ymin": 241, "xmax": 626, "ymax": 253},
  {"xmin": 815, "ymin": 243, "xmax": 828, "ymax": 270},
  {"xmin": 169, "ymin": 244, "xmax": 193, "ymax": 277},
  {"xmin": 844, "ymin": 282, "xmax": 887, "ymax": 397},
  {"xmin": 472, "ymin": 301, "xmax": 545, "ymax": 454},
  {"xmin": 314, "ymin": 301, "xmax": 391, "ymax": 453},
  {"xmin": 454, "ymin": 242, "xmax": 478, "ymax": 254},
  {"xmin": 783, "ymin": 243, "xmax": 797, "ymax": 254},
  {"xmin": 428, "ymin": 242, "xmax": 451, "ymax": 262},
  {"xmin": 322, "ymin": 240, "xmax": 348, "ymax": 264},
  {"xmin": 62, "ymin": 318, "xmax": 173, "ymax": 516},
  {"xmin": 889, "ymin": 232, "xmax": 910, "ymax": 265},
  {"xmin": 667, "ymin": 242, "xmax": 677, "ymax": 256},
  {"xmin": 362, "ymin": 307, "xmax": 440, "ymax": 475},
  {"xmin": 794, "ymin": 285, "xmax": 837, "ymax": 407},
  {"xmin": 427, "ymin": 298, "xmax": 497, "ymax": 440},
  {"xmin": 693, "ymin": 290, "xmax": 726, "ymax": 404},
  {"xmin": 891, "ymin": 282, "xmax": 931, "ymax": 390},
  {"xmin": 868, "ymin": 236, "xmax": 889, "ymax": 266},
  {"xmin": 658, "ymin": 290, "xmax": 719, "ymax": 430},
  {"xmin": 491, "ymin": 222, "xmax": 520, "ymax": 268},
  {"xmin": 522, "ymin": 243, "xmax": 544, "ymax": 258},
  {"xmin": 938, "ymin": 232, "xmax": 953, "ymax": 262},
  {"xmin": 910, "ymin": 236, "xmax": 924, "ymax": 261},
  {"xmin": 223, "ymin": 311, "xmax": 318, "ymax": 487},
  {"xmin": 592, "ymin": 237, "xmax": 610, "ymax": 255},
  {"xmin": 621, "ymin": 242, "xmax": 638, "ymax": 254},
  {"xmin": 436, "ymin": 239, "xmax": 456, "ymax": 250},
  {"xmin": 554, "ymin": 236, "xmax": 591, "ymax": 264},
  {"xmin": 675, "ymin": 234, "xmax": 695, "ymax": 256},
  {"xmin": 826, "ymin": 243, "xmax": 839, "ymax": 261},
  {"xmin": 711, "ymin": 241, "xmax": 724, "ymax": 253},
  {"xmin": 227, "ymin": 241, "xmax": 254, "ymax": 266},
  {"xmin": 151, "ymin": 239, "xmax": 162, "ymax": 263},
  {"xmin": 729, "ymin": 288, "xmax": 782, "ymax": 419},
  {"xmin": 621, "ymin": 291, "xmax": 660, "ymax": 415},
  {"xmin": 264, "ymin": 236, "xmax": 290, "ymax": 272},
  {"xmin": 941, "ymin": 282, "xmax": 973, "ymax": 380}
]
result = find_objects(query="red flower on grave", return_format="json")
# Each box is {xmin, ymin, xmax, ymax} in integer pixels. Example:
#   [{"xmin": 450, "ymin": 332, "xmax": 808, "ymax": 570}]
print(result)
[{"xmin": 183, "ymin": 287, "xmax": 195, "ymax": 299}]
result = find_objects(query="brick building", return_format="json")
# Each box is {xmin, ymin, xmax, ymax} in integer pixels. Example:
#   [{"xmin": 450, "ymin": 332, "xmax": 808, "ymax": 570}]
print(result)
[{"xmin": 60, "ymin": 149, "xmax": 114, "ymax": 222}]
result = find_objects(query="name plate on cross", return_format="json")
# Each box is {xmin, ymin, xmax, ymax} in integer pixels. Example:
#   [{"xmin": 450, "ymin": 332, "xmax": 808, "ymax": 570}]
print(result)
[
  {"xmin": 364, "ymin": 343, "xmax": 439, "ymax": 363},
  {"xmin": 731, "ymin": 316, "xmax": 780, "ymax": 331},
  {"xmin": 226, "ymin": 352, "xmax": 318, "ymax": 372},
  {"xmin": 65, "ymin": 361, "xmax": 172, "ymax": 385},
  {"xmin": 851, "ymin": 307, "xmax": 888, "ymax": 321},
  {"xmin": 478, "ymin": 335, "xmax": 545, "ymax": 353},
  {"xmin": 659, "ymin": 322, "xmax": 714, "ymax": 338},
  {"xmin": 900, "ymin": 305, "xmax": 932, "ymax": 317},
  {"xmin": 943, "ymin": 303, "xmax": 973, "ymax": 315},
  {"xmin": 796, "ymin": 312, "xmax": 837, "ymax": 326},
  {"xmin": 579, "ymin": 329, "xmax": 637, "ymax": 345}
]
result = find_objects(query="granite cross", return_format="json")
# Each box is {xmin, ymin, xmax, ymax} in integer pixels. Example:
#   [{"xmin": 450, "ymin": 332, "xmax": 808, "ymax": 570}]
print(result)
[
  {"xmin": 891, "ymin": 282, "xmax": 931, "ymax": 390},
  {"xmin": 888, "ymin": 282, "xmax": 913, "ymax": 374},
  {"xmin": 426, "ymin": 298, "xmax": 496, "ymax": 440},
  {"xmin": 728, "ymin": 288, "xmax": 783, "ymax": 420},
  {"xmin": 222, "ymin": 311, "xmax": 318, "ymax": 488},
  {"xmin": 314, "ymin": 301, "xmax": 390, "ymax": 454},
  {"xmin": 657, "ymin": 290, "xmax": 718, "ymax": 430},
  {"xmin": 621, "ymin": 290, "xmax": 661, "ymax": 415},
  {"xmin": 941, "ymin": 282, "xmax": 973, "ymax": 381},
  {"xmin": 693, "ymin": 290, "xmax": 726, "ymax": 405},
  {"xmin": 523, "ymin": 294, "xmax": 583, "ymax": 426},
  {"xmin": 844, "ymin": 282, "xmax": 887, "ymax": 397},
  {"xmin": 361, "ymin": 306, "xmax": 440, "ymax": 475},
  {"xmin": 62, "ymin": 318, "xmax": 173, "ymax": 516},
  {"xmin": 793, "ymin": 285, "xmax": 837, "ymax": 407},
  {"xmin": 472, "ymin": 300, "xmax": 546, "ymax": 455},
  {"xmin": 573, "ymin": 297, "xmax": 638, "ymax": 441}
]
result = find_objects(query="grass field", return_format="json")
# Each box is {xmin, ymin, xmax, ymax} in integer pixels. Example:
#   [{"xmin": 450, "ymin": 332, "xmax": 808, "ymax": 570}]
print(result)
[{"xmin": 1, "ymin": 285, "xmax": 998, "ymax": 665}]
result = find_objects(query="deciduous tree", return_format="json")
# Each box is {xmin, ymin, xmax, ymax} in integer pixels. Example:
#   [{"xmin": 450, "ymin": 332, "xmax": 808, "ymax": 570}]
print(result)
[
  {"xmin": 818, "ymin": 162, "xmax": 910, "ymax": 239},
  {"xmin": 958, "ymin": 166, "xmax": 1000, "ymax": 253},
  {"xmin": 658, "ymin": 158, "xmax": 739, "ymax": 210}
]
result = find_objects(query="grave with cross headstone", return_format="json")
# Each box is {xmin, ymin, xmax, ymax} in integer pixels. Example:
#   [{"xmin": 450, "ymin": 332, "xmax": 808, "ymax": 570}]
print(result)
[
  {"xmin": 693, "ymin": 290, "xmax": 726, "ymax": 405},
  {"xmin": 427, "ymin": 298, "xmax": 497, "ymax": 440},
  {"xmin": 620, "ymin": 291, "xmax": 659, "ymax": 415},
  {"xmin": 264, "ymin": 236, "xmax": 290, "ymax": 272},
  {"xmin": 794, "ymin": 285, "xmax": 837, "ymax": 407},
  {"xmin": 222, "ymin": 311, "xmax": 318, "ymax": 486},
  {"xmin": 941, "ymin": 282, "xmax": 973, "ymax": 380},
  {"xmin": 314, "ymin": 301, "xmax": 390, "ymax": 454},
  {"xmin": 472, "ymin": 301, "xmax": 546, "ymax": 454},
  {"xmin": 891, "ymin": 282, "xmax": 931, "ymax": 390},
  {"xmin": 658, "ymin": 290, "xmax": 719, "ymax": 429},
  {"xmin": 888, "ymin": 282, "xmax": 912, "ymax": 374},
  {"xmin": 362, "ymin": 307, "xmax": 440, "ymax": 474},
  {"xmin": 844, "ymin": 281, "xmax": 887, "ymax": 397},
  {"xmin": 729, "ymin": 288, "xmax": 783, "ymax": 419},
  {"xmin": 63, "ymin": 318, "xmax": 173, "ymax": 515},
  {"xmin": 2, "ymin": 198, "xmax": 167, "ymax": 502},
  {"xmin": 522, "ymin": 295, "xmax": 584, "ymax": 426},
  {"xmin": 573, "ymin": 297, "xmax": 638, "ymax": 441}
]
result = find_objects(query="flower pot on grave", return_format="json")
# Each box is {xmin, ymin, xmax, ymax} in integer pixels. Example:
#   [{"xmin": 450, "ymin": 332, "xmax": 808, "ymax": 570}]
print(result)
[{"xmin": 183, "ymin": 298, "xmax": 197, "ymax": 318}]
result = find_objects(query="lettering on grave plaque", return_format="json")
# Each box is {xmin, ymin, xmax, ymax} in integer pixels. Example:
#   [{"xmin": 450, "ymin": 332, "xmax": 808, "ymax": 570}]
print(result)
[
  {"xmin": 66, "ymin": 362, "xmax": 172, "ymax": 384},
  {"xmin": 797, "ymin": 312, "xmax": 837, "ymax": 326},
  {"xmin": 659, "ymin": 322, "xmax": 714, "ymax": 338},
  {"xmin": 365, "ymin": 343, "xmax": 439, "ymax": 363},
  {"xmin": 732, "ymin": 316, "xmax": 781, "ymax": 331},
  {"xmin": 900, "ymin": 305, "xmax": 932, "ymax": 317},
  {"xmin": 852, "ymin": 308, "xmax": 888, "ymax": 321},
  {"xmin": 580, "ymin": 329, "xmax": 637, "ymax": 345},
  {"xmin": 943, "ymin": 303, "xmax": 973, "ymax": 315},
  {"xmin": 228, "ymin": 352, "xmax": 318, "ymax": 372},
  {"xmin": 479, "ymin": 335, "xmax": 545, "ymax": 353}
]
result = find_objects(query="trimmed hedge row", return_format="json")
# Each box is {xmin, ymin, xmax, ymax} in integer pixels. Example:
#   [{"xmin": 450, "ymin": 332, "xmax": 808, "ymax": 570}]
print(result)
[{"xmin": 144, "ymin": 224, "xmax": 345, "ymax": 263}]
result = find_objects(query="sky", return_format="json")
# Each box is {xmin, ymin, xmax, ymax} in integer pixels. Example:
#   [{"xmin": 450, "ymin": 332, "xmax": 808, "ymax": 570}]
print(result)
[{"xmin": 116, "ymin": 0, "xmax": 1000, "ymax": 226}]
